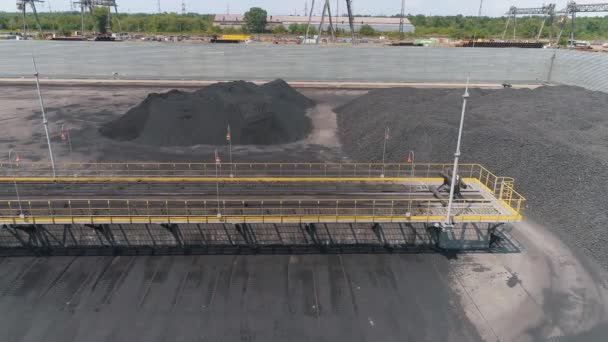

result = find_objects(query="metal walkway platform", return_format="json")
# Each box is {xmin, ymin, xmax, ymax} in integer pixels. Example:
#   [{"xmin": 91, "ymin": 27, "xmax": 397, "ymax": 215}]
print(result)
[
  {"xmin": 0, "ymin": 163, "xmax": 523, "ymax": 225},
  {"xmin": 0, "ymin": 163, "xmax": 524, "ymax": 254}
]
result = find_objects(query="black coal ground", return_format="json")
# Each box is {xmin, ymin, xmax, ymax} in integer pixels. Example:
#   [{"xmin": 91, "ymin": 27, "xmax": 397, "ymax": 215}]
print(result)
[
  {"xmin": 336, "ymin": 85, "xmax": 608, "ymax": 269},
  {"xmin": 99, "ymin": 79, "xmax": 314, "ymax": 146}
]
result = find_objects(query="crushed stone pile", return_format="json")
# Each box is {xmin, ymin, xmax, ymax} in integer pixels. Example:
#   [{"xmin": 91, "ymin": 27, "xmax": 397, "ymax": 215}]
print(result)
[
  {"xmin": 336, "ymin": 86, "xmax": 608, "ymax": 268},
  {"xmin": 100, "ymin": 79, "xmax": 314, "ymax": 146}
]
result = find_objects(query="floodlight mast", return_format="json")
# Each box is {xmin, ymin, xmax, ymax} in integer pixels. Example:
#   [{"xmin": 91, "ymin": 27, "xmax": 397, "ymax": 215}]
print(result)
[
  {"xmin": 443, "ymin": 77, "xmax": 470, "ymax": 229},
  {"xmin": 32, "ymin": 56, "xmax": 56, "ymax": 178}
]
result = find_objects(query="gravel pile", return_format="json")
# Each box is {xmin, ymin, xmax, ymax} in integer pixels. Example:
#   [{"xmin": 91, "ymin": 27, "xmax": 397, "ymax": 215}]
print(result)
[
  {"xmin": 100, "ymin": 79, "xmax": 314, "ymax": 146},
  {"xmin": 336, "ymin": 86, "xmax": 608, "ymax": 268}
]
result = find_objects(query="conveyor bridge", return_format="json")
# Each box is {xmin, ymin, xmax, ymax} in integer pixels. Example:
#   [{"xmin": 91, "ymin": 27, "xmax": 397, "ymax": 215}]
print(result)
[{"xmin": 0, "ymin": 163, "xmax": 524, "ymax": 254}]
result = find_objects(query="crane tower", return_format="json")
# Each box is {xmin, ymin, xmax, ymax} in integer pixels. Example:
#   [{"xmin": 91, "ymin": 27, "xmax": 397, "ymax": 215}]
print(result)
[
  {"xmin": 16, "ymin": 0, "xmax": 44, "ymax": 38},
  {"xmin": 73, "ymin": 0, "xmax": 121, "ymax": 34}
]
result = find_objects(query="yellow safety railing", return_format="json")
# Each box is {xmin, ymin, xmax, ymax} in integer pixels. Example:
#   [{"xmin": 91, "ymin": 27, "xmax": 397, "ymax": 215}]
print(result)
[
  {"xmin": 471, "ymin": 166, "xmax": 525, "ymax": 215},
  {"xmin": 0, "ymin": 162, "xmax": 525, "ymax": 221},
  {"xmin": 0, "ymin": 197, "xmax": 522, "ymax": 225},
  {"xmin": 0, "ymin": 162, "xmax": 488, "ymax": 179}
]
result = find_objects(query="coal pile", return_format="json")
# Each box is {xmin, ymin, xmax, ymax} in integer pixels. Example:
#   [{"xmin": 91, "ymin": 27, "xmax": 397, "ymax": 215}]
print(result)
[
  {"xmin": 100, "ymin": 79, "xmax": 314, "ymax": 146},
  {"xmin": 336, "ymin": 86, "xmax": 608, "ymax": 269}
]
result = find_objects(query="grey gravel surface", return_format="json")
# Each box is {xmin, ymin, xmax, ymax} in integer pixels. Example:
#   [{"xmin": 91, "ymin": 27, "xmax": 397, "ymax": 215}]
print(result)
[
  {"xmin": 0, "ymin": 255, "xmax": 481, "ymax": 342},
  {"xmin": 99, "ymin": 79, "xmax": 313, "ymax": 146},
  {"xmin": 336, "ymin": 85, "xmax": 608, "ymax": 269}
]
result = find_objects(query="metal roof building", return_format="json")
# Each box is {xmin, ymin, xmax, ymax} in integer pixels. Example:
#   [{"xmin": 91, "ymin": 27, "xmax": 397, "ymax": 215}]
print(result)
[{"xmin": 213, "ymin": 14, "xmax": 415, "ymax": 33}]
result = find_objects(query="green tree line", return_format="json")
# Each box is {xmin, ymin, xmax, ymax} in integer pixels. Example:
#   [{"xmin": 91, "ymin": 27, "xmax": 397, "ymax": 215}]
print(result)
[
  {"xmin": 406, "ymin": 14, "xmax": 608, "ymax": 40},
  {"xmin": 1, "ymin": 11, "xmax": 607, "ymax": 40},
  {"xmin": 0, "ymin": 11, "xmax": 215, "ymax": 35}
]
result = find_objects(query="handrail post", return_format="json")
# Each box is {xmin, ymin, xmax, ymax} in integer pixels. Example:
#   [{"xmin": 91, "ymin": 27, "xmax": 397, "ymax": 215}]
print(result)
[
  {"xmin": 335, "ymin": 200, "xmax": 339, "ymax": 223},
  {"xmin": 372, "ymin": 200, "xmax": 376, "ymax": 223},
  {"xmin": 69, "ymin": 200, "xmax": 74, "ymax": 224}
]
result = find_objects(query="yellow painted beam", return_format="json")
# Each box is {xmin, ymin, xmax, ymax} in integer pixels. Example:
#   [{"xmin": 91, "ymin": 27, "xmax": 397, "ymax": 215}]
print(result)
[
  {"xmin": 0, "ymin": 214, "xmax": 522, "ymax": 225},
  {"xmin": 0, "ymin": 177, "xmax": 443, "ymax": 183}
]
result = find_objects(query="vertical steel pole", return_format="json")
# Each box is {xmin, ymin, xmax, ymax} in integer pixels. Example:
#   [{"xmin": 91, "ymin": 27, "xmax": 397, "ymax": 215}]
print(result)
[
  {"xmin": 67, "ymin": 129, "xmax": 73, "ymax": 153},
  {"xmin": 227, "ymin": 124, "xmax": 233, "ymax": 177},
  {"xmin": 571, "ymin": 11, "xmax": 576, "ymax": 44},
  {"xmin": 81, "ymin": 3, "xmax": 85, "ymax": 34},
  {"xmin": 8, "ymin": 150, "xmax": 23, "ymax": 216},
  {"xmin": 336, "ymin": 0, "xmax": 340, "ymax": 38},
  {"xmin": 381, "ymin": 126, "xmax": 388, "ymax": 177},
  {"xmin": 32, "ymin": 56, "xmax": 56, "ymax": 178},
  {"xmin": 316, "ymin": 0, "xmax": 328, "ymax": 44},
  {"xmin": 345, "ymin": 0, "xmax": 355, "ymax": 44},
  {"xmin": 502, "ymin": 15, "xmax": 511, "ymax": 40},
  {"xmin": 399, "ymin": 0, "xmax": 406, "ymax": 39},
  {"xmin": 22, "ymin": 5, "xmax": 27, "ymax": 39},
  {"xmin": 325, "ymin": 0, "xmax": 335, "ymax": 40},
  {"xmin": 409, "ymin": 150, "xmax": 415, "ymax": 176},
  {"xmin": 305, "ymin": 0, "xmax": 316, "ymax": 42},
  {"xmin": 444, "ymin": 78, "xmax": 470, "ymax": 228},
  {"xmin": 215, "ymin": 149, "xmax": 221, "ymax": 217}
]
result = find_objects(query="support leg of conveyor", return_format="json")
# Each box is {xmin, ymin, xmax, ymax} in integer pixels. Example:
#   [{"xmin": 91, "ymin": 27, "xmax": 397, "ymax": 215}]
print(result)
[
  {"xmin": 161, "ymin": 223, "xmax": 183, "ymax": 246},
  {"xmin": 305, "ymin": 223, "xmax": 320, "ymax": 245},
  {"xmin": 488, "ymin": 223, "xmax": 504, "ymax": 248},
  {"xmin": 4, "ymin": 224, "xmax": 44, "ymax": 255},
  {"xmin": 85, "ymin": 224, "xmax": 116, "ymax": 250},
  {"xmin": 235, "ymin": 223, "xmax": 258, "ymax": 249},
  {"xmin": 372, "ymin": 223, "xmax": 393, "ymax": 252},
  {"xmin": 62, "ymin": 224, "xmax": 77, "ymax": 246},
  {"xmin": 306, "ymin": 223, "xmax": 329, "ymax": 253},
  {"xmin": 16, "ymin": 225, "xmax": 52, "ymax": 254}
]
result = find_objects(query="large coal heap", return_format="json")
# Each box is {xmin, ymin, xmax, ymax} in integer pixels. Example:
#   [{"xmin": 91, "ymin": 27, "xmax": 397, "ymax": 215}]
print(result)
[
  {"xmin": 100, "ymin": 79, "xmax": 315, "ymax": 146},
  {"xmin": 336, "ymin": 85, "xmax": 608, "ymax": 269}
]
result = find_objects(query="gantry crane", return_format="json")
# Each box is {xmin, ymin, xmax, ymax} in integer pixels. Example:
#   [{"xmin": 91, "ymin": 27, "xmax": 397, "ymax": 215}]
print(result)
[
  {"xmin": 399, "ymin": 0, "xmax": 406, "ymax": 39},
  {"xmin": 345, "ymin": 0, "xmax": 355, "ymax": 42},
  {"xmin": 306, "ymin": 0, "xmax": 354, "ymax": 44},
  {"xmin": 16, "ymin": 0, "xmax": 44, "ymax": 38},
  {"xmin": 502, "ymin": 4, "xmax": 556, "ymax": 41},
  {"xmin": 73, "ymin": 0, "xmax": 121, "ymax": 34},
  {"xmin": 315, "ymin": 0, "xmax": 336, "ymax": 44},
  {"xmin": 556, "ymin": 1, "xmax": 608, "ymax": 46}
]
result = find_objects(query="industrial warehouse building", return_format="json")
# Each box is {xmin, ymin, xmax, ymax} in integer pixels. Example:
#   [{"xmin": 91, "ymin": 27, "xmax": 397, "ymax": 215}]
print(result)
[{"xmin": 213, "ymin": 14, "xmax": 415, "ymax": 33}]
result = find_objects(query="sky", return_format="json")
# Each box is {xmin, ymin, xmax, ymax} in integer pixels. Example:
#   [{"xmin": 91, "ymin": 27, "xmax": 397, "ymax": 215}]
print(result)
[{"xmin": 3, "ymin": 1, "xmax": 608, "ymax": 17}]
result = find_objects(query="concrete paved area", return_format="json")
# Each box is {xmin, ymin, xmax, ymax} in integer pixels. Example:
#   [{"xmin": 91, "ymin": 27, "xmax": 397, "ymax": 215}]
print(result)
[
  {"xmin": 454, "ymin": 221, "xmax": 608, "ymax": 342},
  {"xmin": 0, "ymin": 254, "xmax": 481, "ymax": 342},
  {"xmin": 0, "ymin": 220, "xmax": 606, "ymax": 342}
]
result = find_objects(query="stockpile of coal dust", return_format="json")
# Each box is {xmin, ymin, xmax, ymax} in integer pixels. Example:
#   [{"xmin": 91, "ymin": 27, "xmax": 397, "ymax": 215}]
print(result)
[
  {"xmin": 336, "ymin": 86, "xmax": 608, "ymax": 269},
  {"xmin": 100, "ymin": 79, "xmax": 314, "ymax": 146}
]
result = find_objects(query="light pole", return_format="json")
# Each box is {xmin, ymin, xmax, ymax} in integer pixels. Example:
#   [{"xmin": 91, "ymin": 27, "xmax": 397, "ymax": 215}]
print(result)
[
  {"xmin": 444, "ymin": 78, "xmax": 470, "ymax": 229},
  {"xmin": 8, "ymin": 150, "xmax": 24, "ymax": 218},
  {"xmin": 381, "ymin": 126, "xmax": 389, "ymax": 178},
  {"xmin": 32, "ymin": 56, "xmax": 56, "ymax": 178}
]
